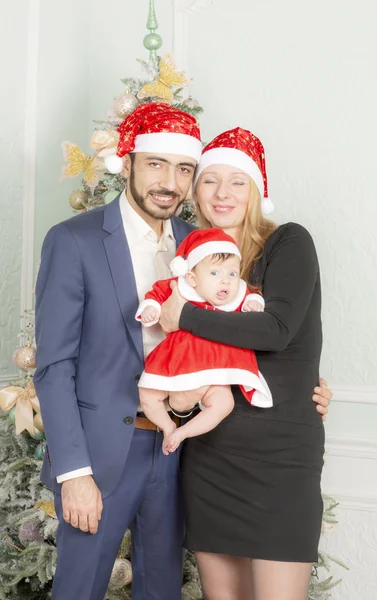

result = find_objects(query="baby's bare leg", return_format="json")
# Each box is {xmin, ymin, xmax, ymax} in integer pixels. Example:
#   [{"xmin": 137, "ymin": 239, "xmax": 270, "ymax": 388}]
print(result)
[
  {"xmin": 139, "ymin": 387, "xmax": 176, "ymax": 455},
  {"xmin": 167, "ymin": 385, "xmax": 235, "ymax": 453}
]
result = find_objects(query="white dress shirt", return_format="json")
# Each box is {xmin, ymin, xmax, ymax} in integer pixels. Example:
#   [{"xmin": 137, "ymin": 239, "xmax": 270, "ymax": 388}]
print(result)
[
  {"xmin": 120, "ymin": 192, "xmax": 176, "ymax": 358},
  {"xmin": 57, "ymin": 191, "xmax": 176, "ymax": 483}
]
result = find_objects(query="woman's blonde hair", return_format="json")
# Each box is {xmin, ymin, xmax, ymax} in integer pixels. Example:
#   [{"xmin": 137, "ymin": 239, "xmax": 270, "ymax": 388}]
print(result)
[{"xmin": 194, "ymin": 177, "xmax": 276, "ymax": 281}]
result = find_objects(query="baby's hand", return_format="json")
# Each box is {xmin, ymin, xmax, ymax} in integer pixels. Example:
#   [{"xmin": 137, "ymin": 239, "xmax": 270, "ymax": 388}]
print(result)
[
  {"xmin": 141, "ymin": 306, "xmax": 159, "ymax": 324},
  {"xmin": 243, "ymin": 300, "xmax": 264, "ymax": 313}
]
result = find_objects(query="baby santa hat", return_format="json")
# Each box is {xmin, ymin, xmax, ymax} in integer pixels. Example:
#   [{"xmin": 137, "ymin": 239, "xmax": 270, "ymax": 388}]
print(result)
[
  {"xmin": 105, "ymin": 102, "xmax": 202, "ymax": 174},
  {"xmin": 193, "ymin": 127, "xmax": 274, "ymax": 215},
  {"xmin": 170, "ymin": 228, "xmax": 241, "ymax": 277}
]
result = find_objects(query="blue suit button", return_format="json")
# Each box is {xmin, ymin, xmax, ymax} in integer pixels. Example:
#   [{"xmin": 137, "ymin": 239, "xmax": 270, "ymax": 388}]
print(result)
[{"xmin": 124, "ymin": 416, "xmax": 134, "ymax": 425}]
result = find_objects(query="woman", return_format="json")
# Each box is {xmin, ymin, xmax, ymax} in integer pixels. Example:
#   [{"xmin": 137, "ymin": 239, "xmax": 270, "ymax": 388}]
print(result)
[{"xmin": 160, "ymin": 128, "xmax": 327, "ymax": 600}]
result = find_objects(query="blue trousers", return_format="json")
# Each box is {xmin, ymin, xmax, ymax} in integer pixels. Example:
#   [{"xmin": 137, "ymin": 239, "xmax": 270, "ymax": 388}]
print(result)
[{"xmin": 52, "ymin": 428, "xmax": 184, "ymax": 600}]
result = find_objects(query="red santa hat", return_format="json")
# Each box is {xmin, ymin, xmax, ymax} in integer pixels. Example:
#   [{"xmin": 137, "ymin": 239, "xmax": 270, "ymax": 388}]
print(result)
[
  {"xmin": 194, "ymin": 128, "xmax": 274, "ymax": 215},
  {"xmin": 105, "ymin": 102, "xmax": 202, "ymax": 174},
  {"xmin": 170, "ymin": 228, "xmax": 241, "ymax": 277}
]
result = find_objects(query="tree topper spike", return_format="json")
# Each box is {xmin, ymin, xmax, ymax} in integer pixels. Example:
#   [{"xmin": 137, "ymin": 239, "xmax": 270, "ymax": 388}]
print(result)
[
  {"xmin": 147, "ymin": 0, "xmax": 158, "ymax": 31},
  {"xmin": 144, "ymin": 0, "xmax": 162, "ymax": 61}
]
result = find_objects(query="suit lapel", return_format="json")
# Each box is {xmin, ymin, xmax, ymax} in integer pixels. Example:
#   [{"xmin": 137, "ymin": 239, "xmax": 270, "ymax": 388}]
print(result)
[
  {"xmin": 102, "ymin": 202, "xmax": 196, "ymax": 364},
  {"xmin": 102, "ymin": 196, "xmax": 144, "ymax": 363},
  {"xmin": 171, "ymin": 216, "xmax": 196, "ymax": 247}
]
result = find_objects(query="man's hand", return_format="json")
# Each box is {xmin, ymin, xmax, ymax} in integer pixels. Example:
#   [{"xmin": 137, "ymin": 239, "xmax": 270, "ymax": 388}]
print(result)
[
  {"xmin": 61, "ymin": 475, "xmax": 103, "ymax": 534},
  {"xmin": 313, "ymin": 378, "xmax": 333, "ymax": 422},
  {"xmin": 159, "ymin": 281, "xmax": 187, "ymax": 333},
  {"xmin": 141, "ymin": 305, "xmax": 159, "ymax": 324}
]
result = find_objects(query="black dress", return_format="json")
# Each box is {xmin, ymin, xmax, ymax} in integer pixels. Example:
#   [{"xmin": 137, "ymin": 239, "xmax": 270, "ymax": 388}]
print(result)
[{"xmin": 179, "ymin": 223, "xmax": 325, "ymax": 562}]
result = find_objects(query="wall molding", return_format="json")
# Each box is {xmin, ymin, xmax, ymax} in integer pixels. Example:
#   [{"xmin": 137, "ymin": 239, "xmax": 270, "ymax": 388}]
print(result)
[
  {"xmin": 0, "ymin": 373, "xmax": 17, "ymax": 387},
  {"xmin": 175, "ymin": 0, "xmax": 216, "ymax": 14},
  {"xmin": 20, "ymin": 0, "xmax": 40, "ymax": 318},
  {"xmin": 326, "ymin": 435, "xmax": 377, "ymax": 460},
  {"xmin": 331, "ymin": 385, "xmax": 377, "ymax": 405},
  {"xmin": 323, "ymin": 435, "xmax": 377, "ymax": 513},
  {"xmin": 173, "ymin": 0, "xmax": 216, "ymax": 71},
  {"xmin": 324, "ymin": 493, "xmax": 377, "ymax": 513}
]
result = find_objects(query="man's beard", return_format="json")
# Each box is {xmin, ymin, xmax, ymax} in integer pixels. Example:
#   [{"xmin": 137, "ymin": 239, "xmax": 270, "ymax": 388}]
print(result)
[{"xmin": 129, "ymin": 169, "xmax": 184, "ymax": 220}]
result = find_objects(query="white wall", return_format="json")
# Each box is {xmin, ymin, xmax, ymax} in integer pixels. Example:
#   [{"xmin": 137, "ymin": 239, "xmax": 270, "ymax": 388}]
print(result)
[
  {"xmin": 187, "ymin": 0, "xmax": 377, "ymax": 388},
  {"xmin": 0, "ymin": 0, "xmax": 93, "ymax": 378},
  {"xmin": 34, "ymin": 0, "xmax": 91, "ymax": 261},
  {"xmin": 183, "ymin": 1, "xmax": 377, "ymax": 597},
  {"xmin": 320, "ymin": 437, "xmax": 377, "ymax": 598},
  {"xmin": 0, "ymin": 3, "xmax": 27, "ymax": 379}
]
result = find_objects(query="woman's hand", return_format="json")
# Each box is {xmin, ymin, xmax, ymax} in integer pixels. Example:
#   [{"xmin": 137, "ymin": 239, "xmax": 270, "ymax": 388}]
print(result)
[
  {"xmin": 313, "ymin": 378, "xmax": 333, "ymax": 422},
  {"xmin": 159, "ymin": 281, "xmax": 187, "ymax": 333}
]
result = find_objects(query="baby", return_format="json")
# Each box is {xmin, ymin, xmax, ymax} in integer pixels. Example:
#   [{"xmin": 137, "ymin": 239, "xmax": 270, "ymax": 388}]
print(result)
[{"xmin": 135, "ymin": 228, "xmax": 272, "ymax": 454}]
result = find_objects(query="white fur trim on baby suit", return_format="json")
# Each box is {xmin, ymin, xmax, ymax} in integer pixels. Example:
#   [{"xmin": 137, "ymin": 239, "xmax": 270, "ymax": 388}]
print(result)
[
  {"xmin": 138, "ymin": 368, "xmax": 273, "ymax": 408},
  {"xmin": 135, "ymin": 299, "xmax": 161, "ymax": 327}
]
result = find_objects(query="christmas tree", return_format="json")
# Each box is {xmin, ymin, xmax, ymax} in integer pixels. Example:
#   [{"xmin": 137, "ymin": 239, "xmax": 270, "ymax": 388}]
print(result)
[{"xmin": 0, "ymin": 1, "xmax": 346, "ymax": 597}]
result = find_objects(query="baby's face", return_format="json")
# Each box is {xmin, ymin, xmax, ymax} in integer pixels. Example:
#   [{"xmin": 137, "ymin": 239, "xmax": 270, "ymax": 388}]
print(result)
[{"xmin": 190, "ymin": 255, "xmax": 241, "ymax": 306}]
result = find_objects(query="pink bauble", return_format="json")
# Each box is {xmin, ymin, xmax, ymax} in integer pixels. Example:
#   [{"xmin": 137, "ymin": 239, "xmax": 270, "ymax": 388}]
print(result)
[{"xmin": 15, "ymin": 345, "xmax": 37, "ymax": 371}]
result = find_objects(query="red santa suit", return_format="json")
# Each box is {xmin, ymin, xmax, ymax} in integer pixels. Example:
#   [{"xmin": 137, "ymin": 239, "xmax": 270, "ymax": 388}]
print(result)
[{"xmin": 135, "ymin": 276, "xmax": 272, "ymax": 408}]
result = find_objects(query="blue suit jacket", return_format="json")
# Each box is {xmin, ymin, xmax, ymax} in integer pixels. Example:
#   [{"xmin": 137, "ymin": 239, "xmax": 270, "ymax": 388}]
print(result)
[{"xmin": 34, "ymin": 195, "xmax": 195, "ymax": 498}]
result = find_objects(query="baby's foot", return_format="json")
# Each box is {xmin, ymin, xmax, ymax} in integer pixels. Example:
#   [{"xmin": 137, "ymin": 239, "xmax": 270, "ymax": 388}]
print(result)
[
  {"xmin": 167, "ymin": 428, "xmax": 186, "ymax": 453},
  {"xmin": 162, "ymin": 422, "xmax": 177, "ymax": 455}
]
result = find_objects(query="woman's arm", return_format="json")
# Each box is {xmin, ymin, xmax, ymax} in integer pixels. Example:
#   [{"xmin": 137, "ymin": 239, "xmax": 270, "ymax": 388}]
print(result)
[
  {"xmin": 159, "ymin": 224, "xmax": 332, "ymax": 419},
  {"xmin": 179, "ymin": 224, "xmax": 319, "ymax": 352}
]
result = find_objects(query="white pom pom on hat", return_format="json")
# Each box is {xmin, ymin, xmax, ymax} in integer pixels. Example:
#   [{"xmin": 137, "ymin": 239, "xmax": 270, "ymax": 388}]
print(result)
[
  {"xmin": 261, "ymin": 197, "xmax": 274, "ymax": 215},
  {"xmin": 170, "ymin": 256, "xmax": 189, "ymax": 277},
  {"xmin": 105, "ymin": 155, "xmax": 124, "ymax": 174}
]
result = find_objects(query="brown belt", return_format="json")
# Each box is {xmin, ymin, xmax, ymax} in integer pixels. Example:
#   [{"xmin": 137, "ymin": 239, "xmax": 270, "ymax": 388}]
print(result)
[{"xmin": 135, "ymin": 414, "xmax": 181, "ymax": 431}]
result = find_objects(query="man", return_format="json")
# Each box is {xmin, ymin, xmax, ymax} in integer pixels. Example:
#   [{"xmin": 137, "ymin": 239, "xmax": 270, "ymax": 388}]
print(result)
[
  {"xmin": 34, "ymin": 103, "xmax": 202, "ymax": 600},
  {"xmin": 34, "ymin": 102, "xmax": 331, "ymax": 600}
]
